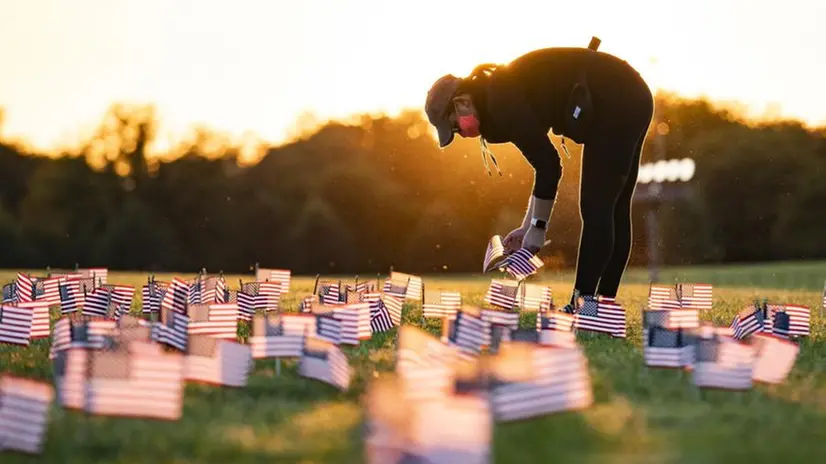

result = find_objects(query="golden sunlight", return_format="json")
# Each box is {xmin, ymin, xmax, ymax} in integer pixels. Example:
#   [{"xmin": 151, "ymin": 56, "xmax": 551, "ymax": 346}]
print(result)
[{"xmin": 0, "ymin": 0, "xmax": 824, "ymax": 155}]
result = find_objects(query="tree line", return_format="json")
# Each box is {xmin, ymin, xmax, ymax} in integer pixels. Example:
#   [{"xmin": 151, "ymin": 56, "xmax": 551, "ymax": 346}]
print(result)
[{"xmin": 0, "ymin": 94, "xmax": 824, "ymax": 275}]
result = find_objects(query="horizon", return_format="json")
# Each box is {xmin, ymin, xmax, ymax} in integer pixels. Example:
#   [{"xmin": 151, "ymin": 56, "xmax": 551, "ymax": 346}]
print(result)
[{"xmin": 1, "ymin": 0, "xmax": 824, "ymax": 159}]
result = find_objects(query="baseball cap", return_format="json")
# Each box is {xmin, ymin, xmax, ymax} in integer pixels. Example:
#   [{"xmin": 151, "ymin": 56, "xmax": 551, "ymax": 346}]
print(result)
[{"xmin": 425, "ymin": 74, "xmax": 461, "ymax": 148}]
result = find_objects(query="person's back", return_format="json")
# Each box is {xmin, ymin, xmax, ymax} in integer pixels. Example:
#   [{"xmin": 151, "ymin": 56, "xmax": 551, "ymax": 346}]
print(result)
[{"xmin": 424, "ymin": 42, "xmax": 654, "ymax": 308}]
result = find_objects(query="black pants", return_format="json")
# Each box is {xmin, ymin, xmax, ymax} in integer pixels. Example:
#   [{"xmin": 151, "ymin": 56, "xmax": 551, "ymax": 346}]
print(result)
[{"xmin": 571, "ymin": 75, "xmax": 654, "ymax": 301}]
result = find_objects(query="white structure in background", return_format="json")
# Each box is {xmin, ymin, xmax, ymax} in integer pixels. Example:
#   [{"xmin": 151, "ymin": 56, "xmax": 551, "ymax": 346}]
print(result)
[{"xmin": 637, "ymin": 158, "xmax": 696, "ymax": 184}]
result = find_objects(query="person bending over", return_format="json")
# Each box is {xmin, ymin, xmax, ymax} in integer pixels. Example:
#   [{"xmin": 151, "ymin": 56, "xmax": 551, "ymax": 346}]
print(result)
[{"xmin": 424, "ymin": 41, "xmax": 654, "ymax": 308}]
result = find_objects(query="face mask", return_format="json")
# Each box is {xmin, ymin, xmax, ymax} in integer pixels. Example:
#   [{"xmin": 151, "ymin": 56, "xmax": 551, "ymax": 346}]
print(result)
[{"xmin": 458, "ymin": 115, "xmax": 481, "ymax": 137}]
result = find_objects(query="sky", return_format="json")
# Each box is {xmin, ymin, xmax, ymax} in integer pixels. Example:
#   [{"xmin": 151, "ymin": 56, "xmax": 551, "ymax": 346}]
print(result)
[{"xmin": 0, "ymin": 0, "xmax": 824, "ymax": 157}]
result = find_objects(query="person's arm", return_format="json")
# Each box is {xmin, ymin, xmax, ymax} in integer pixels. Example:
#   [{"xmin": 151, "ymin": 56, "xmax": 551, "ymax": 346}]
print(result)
[{"xmin": 487, "ymin": 77, "xmax": 562, "ymax": 227}]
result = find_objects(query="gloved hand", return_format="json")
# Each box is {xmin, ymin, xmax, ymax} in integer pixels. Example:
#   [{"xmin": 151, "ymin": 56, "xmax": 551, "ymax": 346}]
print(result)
[
  {"xmin": 502, "ymin": 226, "xmax": 528, "ymax": 254},
  {"xmin": 521, "ymin": 226, "xmax": 547, "ymax": 254}
]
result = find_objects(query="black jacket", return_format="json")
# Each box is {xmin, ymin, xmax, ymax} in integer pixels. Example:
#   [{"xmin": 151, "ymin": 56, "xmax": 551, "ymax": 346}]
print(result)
[{"xmin": 462, "ymin": 47, "xmax": 652, "ymax": 200}]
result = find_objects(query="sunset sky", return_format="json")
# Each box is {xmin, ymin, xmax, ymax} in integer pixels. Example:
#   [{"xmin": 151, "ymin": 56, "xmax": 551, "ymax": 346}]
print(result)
[{"xmin": 0, "ymin": 0, "xmax": 824, "ymax": 156}]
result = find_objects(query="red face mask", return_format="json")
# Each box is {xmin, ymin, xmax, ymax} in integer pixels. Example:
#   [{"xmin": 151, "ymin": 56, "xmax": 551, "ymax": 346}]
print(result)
[{"xmin": 457, "ymin": 115, "xmax": 481, "ymax": 137}]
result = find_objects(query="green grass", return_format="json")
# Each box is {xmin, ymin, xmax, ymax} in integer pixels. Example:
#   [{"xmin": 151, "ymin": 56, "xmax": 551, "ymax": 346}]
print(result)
[{"xmin": 2, "ymin": 268, "xmax": 826, "ymax": 463}]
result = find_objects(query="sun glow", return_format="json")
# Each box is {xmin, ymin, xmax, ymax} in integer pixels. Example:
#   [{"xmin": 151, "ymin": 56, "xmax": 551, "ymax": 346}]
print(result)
[{"xmin": 0, "ymin": 0, "xmax": 824, "ymax": 156}]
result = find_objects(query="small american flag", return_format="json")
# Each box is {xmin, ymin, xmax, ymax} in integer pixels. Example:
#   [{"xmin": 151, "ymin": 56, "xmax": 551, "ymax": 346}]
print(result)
[
  {"xmin": 317, "ymin": 280, "xmax": 342, "ymax": 305},
  {"xmin": 395, "ymin": 325, "xmax": 458, "ymax": 401},
  {"xmin": 184, "ymin": 334, "xmax": 252, "ymax": 387},
  {"xmin": 188, "ymin": 275, "xmax": 227, "ymax": 305},
  {"xmin": 404, "ymin": 392, "xmax": 492, "ymax": 463},
  {"xmin": 677, "ymin": 283, "xmax": 713, "ymax": 311},
  {"xmin": 315, "ymin": 311, "xmax": 343, "ymax": 345},
  {"xmin": 482, "ymin": 279, "xmax": 518, "ymax": 310},
  {"xmin": 482, "ymin": 235, "xmax": 544, "ymax": 280},
  {"xmin": 442, "ymin": 306, "xmax": 488, "ymax": 357},
  {"xmin": 536, "ymin": 309, "xmax": 577, "ymax": 348},
  {"xmin": 422, "ymin": 288, "xmax": 462, "ymax": 319},
  {"xmin": 573, "ymin": 295, "xmax": 627, "ymax": 338},
  {"xmin": 160, "ymin": 277, "xmax": 190, "ymax": 314},
  {"xmin": 750, "ymin": 334, "xmax": 799, "ymax": 384},
  {"xmin": 765, "ymin": 303, "xmax": 810, "ymax": 338},
  {"xmin": 141, "ymin": 278, "xmax": 169, "ymax": 314},
  {"xmin": 692, "ymin": 336, "xmax": 754, "ymax": 390},
  {"xmin": 491, "ymin": 342, "xmax": 593, "ymax": 422},
  {"xmin": 255, "ymin": 266, "xmax": 291, "ymax": 294},
  {"xmin": 0, "ymin": 304, "xmax": 33, "ymax": 346},
  {"xmin": 729, "ymin": 305, "xmax": 763, "ymax": 340},
  {"xmin": 59, "ymin": 279, "xmax": 88, "ymax": 314},
  {"xmin": 237, "ymin": 281, "xmax": 281, "ymax": 319},
  {"xmin": 643, "ymin": 324, "xmax": 697, "ymax": 369},
  {"xmin": 85, "ymin": 340, "xmax": 185, "ymax": 420},
  {"xmin": 298, "ymin": 336, "xmax": 351, "ymax": 391},
  {"xmin": 329, "ymin": 301, "xmax": 371, "ymax": 345},
  {"xmin": 364, "ymin": 292, "xmax": 395, "ymax": 333},
  {"xmin": 186, "ymin": 303, "xmax": 239, "ymax": 341},
  {"xmin": 17, "ymin": 300, "xmax": 52, "ymax": 339},
  {"xmin": 49, "ymin": 317, "xmax": 119, "ymax": 359},
  {"xmin": 643, "ymin": 308, "xmax": 699, "ymax": 330},
  {"xmin": 479, "ymin": 307, "xmax": 519, "ymax": 348},
  {"xmin": 0, "ymin": 375, "xmax": 54, "ymax": 455},
  {"xmin": 151, "ymin": 306, "xmax": 189, "ymax": 351},
  {"xmin": 518, "ymin": 283, "xmax": 553, "ymax": 312},
  {"xmin": 648, "ymin": 282, "xmax": 713, "ymax": 311},
  {"xmin": 249, "ymin": 313, "xmax": 316, "ymax": 359},
  {"xmin": 382, "ymin": 272, "xmax": 423, "ymax": 301},
  {"xmin": 77, "ymin": 267, "xmax": 108, "ymax": 285}
]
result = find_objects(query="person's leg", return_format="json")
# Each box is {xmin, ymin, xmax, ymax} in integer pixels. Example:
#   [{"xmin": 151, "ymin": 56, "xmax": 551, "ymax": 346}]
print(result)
[
  {"xmin": 595, "ymin": 132, "xmax": 646, "ymax": 298},
  {"xmin": 570, "ymin": 140, "xmax": 632, "ymax": 301}
]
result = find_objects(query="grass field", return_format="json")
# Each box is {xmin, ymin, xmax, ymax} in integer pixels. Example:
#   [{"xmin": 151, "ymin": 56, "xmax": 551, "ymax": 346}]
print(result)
[{"xmin": 2, "ymin": 266, "xmax": 826, "ymax": 463}]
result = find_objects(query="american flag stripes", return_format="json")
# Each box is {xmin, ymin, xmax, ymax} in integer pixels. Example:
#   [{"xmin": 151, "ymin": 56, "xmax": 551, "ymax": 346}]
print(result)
[
  {"xmin": 382, "ymin": 272, "xmax": 423, "ymax": 301},
  {"xmin": 366, "ymin": 292, "xmax": 397, "ymax": 333},
  {"xmin": 184, "ymin": 335, "xmax": 252, "ymax": 387},
  {"xmin": 482, "ymin": 235, "xmax": 544, "ymax": 280},
  {"xmin": 141, "ymin": 278, "xmax": 168, "ymax": 314},
  {"xmin": 643, "ymin": 307, "xmax": 700, "ymax": 331},
  {"xmin": 730, "ymin": 305, "xmax": 763, "ymax": 340},
  {"xmin": 0, "ymin": 376, "xmax": 54, "ymax": 455},
  {"xmin": 255, "ymin": 267, "xmax": 291, "ymax": 294},
  {"xmin": 53, "ymin": 347, "xmax": 90, "ymax": 409},
  {"xmin": 648, "ymin": 282, "xmax": 713, "ymax": 311},
  {"xmin": 314, "ymin": 309, "xmax": 344, "ymax": 345},
  {"xmin": 0, "ymin": 304, "xmax": 33, "ymax": 346},
  {"xmin": 186, "ymin": 303, "xmax": 239, "ymax": 340},
  {"xmin": 642, "ymin": 319, "xmax": 697, "ymax": 369},
  {"xmin": 188, "ymin": 275, "xmax": 227, "ymax": 305},
  {"xmin": 298, "ymin": 336, "xmax": 351, "ymax": 390},
  {"xmin": 491, "ymin": 343, "xmax": 593, "ymax": 422},
  {"xmin": 151, "ymin": 306, "xmax": 189, "ymax": 351},
  {"xmin": 482, "ymin": 279, "xmax": 518, "ymax": 310},
  {"xmin": 692, "ymin": 336, "xmax": 755, "ymax": 390},
  {"xmin": 536, "ymin": 310, "xmax": 577, "ymax": 348},
  {"xmin": 442, "ymin": 307, "xmax": 488, "ymax": 356},
  {"xmin": 85, "ymin": 340, "xmax": 185, "ymax": 420},
  {"xmin": 77, "ymin": 267, "xmax": 108, "ymax": 284},
  {"xmin": 573, "ymin": 295, "xmax": 627, "ymax": 338},
  {"xmin": 332, "ymin": 302, "xmax": 372, "ymax": 345},
  {"xmin": 479, "ymin": 307, "xmax": 519, "ymax": 347},
  {"xmin": 249, "ymin": 313, "xmax": 316, "ymax": 359},
  {"xmin": 395, "ymin": 326, "xmax": 460, "ymax": 401},
  {"xmin": 20, "ymin": 300, "xmax": 50, "ymax": 339},
  {"xmin": 750, "ymin": 334, "xmax": 799, "ymax": 384},
  {"xmin": 49, "ymin": 317, "xmax": 119, "ymax": 358},
  {"xmin": 518, "ymin": 283, "xmax": 553, "ymax": 311},
  {"xmin": 161, "ymin": 277, "xmax": 190, "ymax": 314},
  {"xmin": 237, "ymin": 281, "xmax": 281, "ymax": 319},
  {"xmin": 422, "ymin": 288, "xmax": 462, "ymax": 319},
  {"xmin": 405, "ymin": 394, "xmax": 492, "ymax": 463}
]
